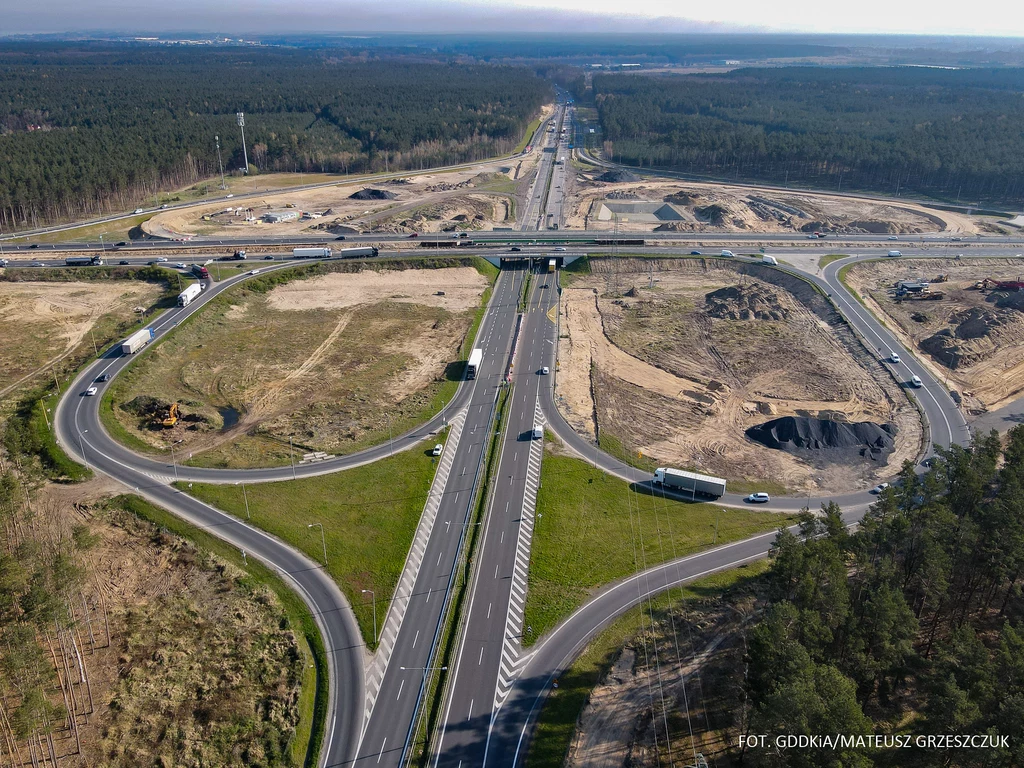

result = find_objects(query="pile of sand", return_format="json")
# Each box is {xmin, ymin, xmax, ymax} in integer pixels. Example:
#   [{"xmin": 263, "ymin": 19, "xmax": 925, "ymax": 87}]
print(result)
[{"xmin": 705, "ymin": 285, "xmax": 790, "ymax": 321}]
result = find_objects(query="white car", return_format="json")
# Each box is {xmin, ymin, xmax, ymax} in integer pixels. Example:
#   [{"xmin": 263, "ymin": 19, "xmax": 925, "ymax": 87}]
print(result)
[
  {"xmin": 890, "ymin": 352, "xmax": 901, "ymax": 364},
  {"xmin": 134, "ymin": 208, "xmax": 144, "ymax": 214},
  {"xmin": 871, "ymin": 482, "xmax": 890, "ymax": 494},
  {"xmin": 432, "ymin": 443, "xmax": 444, "ymax": 457},
  {"xmin": 156, "ymin": 257, "xmax": 168, "ymax": 263},
  {"xmin": 83, "ymin": 387, "xmax": 98, "ymax": 396},
  {"xmin": 910, "ymin": 375, "xmax": 923, "ymax": 388},
  {"xmin": 745, "ymin": 492, "xmax": 771, "ymax": 503},
  {"xmin": 554, "ymin": 247, "xmax": 566, "ymax": 252},
  {"xmin": 541, "ymin": 366, "xmax": 550, "ymax": 375},
  {"xmin": 174, "ymin": 262, "xmax": 187, "ymax": 269},
  {"xmin": 249, "ymin": 269, "xmax": 261, "ymax": 275},
  {"xmin": 888, "ymin": 235, "xmax": 899, "ymax": 241}
]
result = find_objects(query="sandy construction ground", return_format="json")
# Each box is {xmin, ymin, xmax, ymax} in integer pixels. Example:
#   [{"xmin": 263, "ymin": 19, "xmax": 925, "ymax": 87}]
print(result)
[
  {"xmin": 556, "ymin": 259, "xmax": 920, "ymax": 493},
  {"xmin": 0, "ymin": 280, "xmax": 161, "ymax": 397},
  {"xmin": 143, "ymin": 162, "xmax": 526, "ymax": 241},
  {"xmin": 266, "ymin": 266, "xmax": 488, "ymax": 313},
  {"xmin": 844, "ymin": 257, "xmax": 1024, "ymax": 415},
  {"xmin": 566, "ymin": 175, "xmax": 981, "ymax": 236}
]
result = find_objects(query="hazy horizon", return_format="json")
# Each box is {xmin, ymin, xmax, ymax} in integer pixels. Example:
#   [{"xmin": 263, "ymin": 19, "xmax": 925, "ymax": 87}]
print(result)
[{"xmin": 4, "ymin": 0, "xmax": 1024, "ymax": 38}]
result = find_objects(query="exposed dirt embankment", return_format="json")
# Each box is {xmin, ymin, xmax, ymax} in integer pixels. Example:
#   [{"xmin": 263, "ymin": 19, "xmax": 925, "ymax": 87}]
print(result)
[{"xmin": 556, "ymin": 258, "xmax": 920, "ymax": 493}]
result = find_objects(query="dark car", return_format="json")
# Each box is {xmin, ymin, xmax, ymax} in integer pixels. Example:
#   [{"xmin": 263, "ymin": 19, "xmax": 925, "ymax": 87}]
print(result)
[
  {"xmin": 690, "ymin": 250, "xmax": 702, "ymax": 256},
  {"xmin": 96, "ymin": 373, "xmax": 111, "ymax": 382},
  {"xmin": 510, "ymin": 247, "xmax": 522, "ymax": 252},
  {"xmin": 335, "ymin": 235, "xmax": 346, "ymax": 241},
  {"xmin": 116, "ymin": 241, "xmax": 128, "ymax": 247},
  {"xmin": 29, "ymin": 243, "xmax": 39, "ymax": 248},
  {"xmin": 263, "ymin": 255, "xmax": 274, "ymax": 260},
  {"xmin": 119, "ymin": 260, "xmax": 130, "ymax": 265},
  {"xmin": 408, "ymin": 233, "xmax": 419, "ymax": 238}
]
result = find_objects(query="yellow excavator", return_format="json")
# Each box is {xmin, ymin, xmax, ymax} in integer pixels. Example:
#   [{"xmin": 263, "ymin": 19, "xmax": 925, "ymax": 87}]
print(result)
[{"xmin": 161, "ymin": 402, "xmax": 179, "ymax": 428}]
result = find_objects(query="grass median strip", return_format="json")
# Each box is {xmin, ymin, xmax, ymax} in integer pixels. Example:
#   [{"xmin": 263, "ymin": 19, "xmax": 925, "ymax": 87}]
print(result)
[
  {"xmin": 523, "ymin": 451, "xmax": 795, "ymax": 645},
  {"xmin": 178, "ymin": 437, "xmax": 442, "ymax": 647}
]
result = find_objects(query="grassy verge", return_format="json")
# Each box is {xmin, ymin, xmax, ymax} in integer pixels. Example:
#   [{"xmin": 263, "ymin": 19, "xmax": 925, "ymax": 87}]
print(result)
[
  {"xmin": 110, "ymin": 493, "xmax": 327, "ymax": 768},
  {"xmin": 837, "ymin": 262, "xmax": 870, "ymax": 308},
  {"xmin": 818, "ymin": 253, "xmax": 850, "ymax": 270},
  {"xmin": 10, "ymin": 214, "xmax": 154, "ymax": 244},
  {"xmin": 179, "ymin": 438, "xmax": 439, "ymax": 647},
  {"xmin": 515, "ymin": 115, "xmax": 544, "ymax": 154},
  {"xmin": 525, "ymin": 561, "xmax": 770, "ymax": 768},
  {"xmin": 524, "ymin": 452, "xmax": 794, "ymax": 644}
]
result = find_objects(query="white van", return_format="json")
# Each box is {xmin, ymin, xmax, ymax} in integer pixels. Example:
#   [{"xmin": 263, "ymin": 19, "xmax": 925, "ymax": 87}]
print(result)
[
  {"xmin": 887, "ymin": 250, "xmax": 903, "ymax": 258},
  {"xmin": 910, "ymin": 375, "xmax": 923, "ymax": 388},
  {"xmin": 532, "ymin": 426, "xmax": 543, "ymax": 440},
  {"xmin": 720, "ymin": 249, "xmax": 735, "ymax": 258},
  {"xmin": 762, "ymin": 255, "xmax": 778, "ymax": 266}
]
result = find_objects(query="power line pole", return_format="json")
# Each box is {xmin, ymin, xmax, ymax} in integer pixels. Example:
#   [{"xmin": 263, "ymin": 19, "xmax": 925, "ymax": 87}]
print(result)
[
  {"xmin": 215, "ymin": 135, "xmax": 226, "ymax": 190},
  {"xmin": 237, "ymin": 113, "xmax": 250, "ymax": 175}
]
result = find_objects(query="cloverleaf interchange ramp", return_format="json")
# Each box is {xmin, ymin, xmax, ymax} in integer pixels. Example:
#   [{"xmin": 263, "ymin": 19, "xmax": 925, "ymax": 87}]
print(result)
[{"xmin": 49, "ymin": 105, "xmax": 997, "ymax": 768}]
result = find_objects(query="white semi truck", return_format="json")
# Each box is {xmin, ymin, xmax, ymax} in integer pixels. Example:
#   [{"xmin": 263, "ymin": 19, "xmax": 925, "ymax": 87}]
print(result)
[
  {"xmin": 121, "ymin": 328, "xmax": 155, "ymax": 355},
  {"xmin": 177, "ymin": 283, "xmax": 202, "ymax": 307},
  {"xmin": 467, "ymin": 348, "xmax": 483, "ymax": 380},
  {"xmin": 652, "ymin": 467, "xmax": 727, "ymax": 499},
  {"xmin": 335, "ymin": 247, "xmax": 380, "ymax": 259},
  {"xmin": 293, "ymin": 247, "xmax": 332, "ymax": 259}
]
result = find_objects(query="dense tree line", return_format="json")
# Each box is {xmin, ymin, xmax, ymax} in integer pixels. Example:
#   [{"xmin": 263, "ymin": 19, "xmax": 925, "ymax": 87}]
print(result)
[
  {"xmin": 0, "ymin": 44, "xmax": 549, "ymax": 230},
  {"xmin": 588, "ymin": 68, "xmax": 1024, "ymax": 208},
  {"xmin": 740, "ymin": 428, "xmax": 1024, "ymax": 767}
]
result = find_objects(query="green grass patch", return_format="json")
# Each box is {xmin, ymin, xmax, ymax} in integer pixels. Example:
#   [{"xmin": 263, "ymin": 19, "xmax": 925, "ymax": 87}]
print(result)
[
  {"xmin": 109, "ymin": 493, "xmax": 327, "ymax": 768},
  {"xmin": 525, "ymin": 561, "xmax": 770, "ymax": 768},
  {"xmin": 179, "ymin": 439, "xmax": 440, "ymax": 647},
  {"xmin": 523, "ymin": 452, "xmax": 794, "ymax": 645},
  {"xmin": 818, "ymin": 253, "xmax": 851, "ymax": 269},
  {"xmin": 515, "ymin": 115, "xmax": 544, "ymax": 154},
  {"xmin": 10, "ymin": 214, "xmax": 154, "ymax": 245}
]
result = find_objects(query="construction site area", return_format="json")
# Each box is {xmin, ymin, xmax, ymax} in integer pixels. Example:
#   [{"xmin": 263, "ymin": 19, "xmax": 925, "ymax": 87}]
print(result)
[
  {"xmin": 106, "ymin": 265, "xmax": 490, "ymax": 467},
  {"xmin": 843, "ymin": 257, "xmax": 1024, "ymax": 415},
  {"xmin": 555, "ymin": 258, "xmax": 921, "ymax": 493},
  {"xmin": 567, "ymin": 174, "xmax": 987, "ymax": 236}
]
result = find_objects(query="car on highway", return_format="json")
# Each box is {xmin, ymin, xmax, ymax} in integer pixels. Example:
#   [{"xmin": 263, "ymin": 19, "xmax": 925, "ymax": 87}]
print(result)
[
  {"xmin": 173, "ymin": 262, "xmax": 187, "ymax": 269},
  {"xmin": 554, "ymin": 246, "xmax": 566, "ymax": 252},
  {"xmin": 29, "ymin": 243, "xmax": 39, "ymax": 248},
  {"xmin": 263, "ymin": 255, "xmax": 274, "ymax": 260},
  {"xmin": 888, "ymin": 235, "xmax": 899, "ymax": 241},
  {"xmin": 134, "ymin": 208, "xmax": 144, "ymax": 214},
  {"xmin": 432, "ymin": 443, "xmax": 444, "ymax": 457},
  {"xmin": 807, "ymin": 234, "xmax": 818, "ymax": 239},
  {"xmin": 745, "ymin": 492, "xmax": 771, "ymax": 503},
  {"xmin": 541, "ymin": 366, "xmax": 550, "ymax": 375},
  {"xmin": 910, "ymin": 375, "xmax": 923, "ymax": 388},
  {"xmin": 890, "ymin": 352, "xmax": 901, "ymax": 364},
  {"xmin": 225, "ymin": 194, "xmax": 233, "ymax": 198},
  {"xmin": 335, "ymin": 235, "xmax": 346, "ymax": 240},
  {"xmin": 690, "ymin": 250, "xmax": 702, "ymax": 256},
  {"xmin": 96, "ymin": 373, "xmax": 111, "ymax": 382},
  {"xmin": 510, "ymin": 247, "xmax": 522, "ymax": 252},
  {"xmin": 870, "ymin": 482, "xmax": 890, "ymax": 494},
  {"xmin": 408, "ymin": 233, "xmax": 418, "ymax": 238},
  {"xmin": 155, "ymin": 256, "xmax": 168, "ymax": 262},
  {"xmin": 249, "ymin": 269, "xmax": 261, "ymax": 275},
  {"xmin": 116, "ymin": 241, "xmax": 128, "ymax": 247},
  {"xmin": 160, "ymin": 204, "xmax": 169, "ymax": 209},
  {"xmin": 30, "ymin": 261, "xmax": 44, "ymax": 267},
  {"xmin": 119, "ymin": 260, "xmax": 130, "ymax": 265},
  {"xmin": 83, "ymin": 386, "xmax": 98, "ymax": 396},
  {"xmin": 0, "ymin": 259, "xmax": 8, "ymax": 267}
]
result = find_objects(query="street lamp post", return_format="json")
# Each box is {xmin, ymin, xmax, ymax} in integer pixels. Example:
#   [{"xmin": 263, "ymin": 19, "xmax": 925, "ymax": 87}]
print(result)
[
  {"xmin": 78, "ymin": 429, "xmax": 90, "ymax": 471},
  {"xmin": 169, "ymin": 439, "xmax": 183, "ymax": 482},
  {"xmin": 307, "ymin": 523, "xmax": 327, "ymax": 566},
  {"xmin": 362, "ymin": 589, "xmax": 377, "ymax": 644},
  {"xmin": 236, "ymin": 481, "xmax": 250, "ymax": 519},
  {"xmin": 237, "ymin": 113, "xmax": 250, "ymax": 175},
  {"xmin": 215, "ymin": 135, "xmax": 227, "ymax": 190}
]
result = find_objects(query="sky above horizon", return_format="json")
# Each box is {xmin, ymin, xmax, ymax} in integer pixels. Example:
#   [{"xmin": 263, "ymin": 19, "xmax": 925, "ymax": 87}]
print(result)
[{"xmin": 3, "ymin": 0, "xmax": 1024, "ymax": 38}]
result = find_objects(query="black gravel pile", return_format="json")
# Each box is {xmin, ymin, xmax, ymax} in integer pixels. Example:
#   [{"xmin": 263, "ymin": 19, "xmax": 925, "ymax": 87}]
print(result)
[
  {"xmin": 349, "ymin": 188, "xmax": 397, "ymax": 200},
  {"xmin": 746, "ymin": 416, "xmax": 896, "ymax": 461},
  {"xmin": 595, "ymin": 170, "xmax": 640, "ymax": 183}
]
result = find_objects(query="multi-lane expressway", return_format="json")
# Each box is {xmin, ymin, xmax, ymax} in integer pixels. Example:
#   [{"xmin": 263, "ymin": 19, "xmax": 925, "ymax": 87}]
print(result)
[{"xmin": 45, "ymin": 103, "xmax": 1014, "ymax": 768}]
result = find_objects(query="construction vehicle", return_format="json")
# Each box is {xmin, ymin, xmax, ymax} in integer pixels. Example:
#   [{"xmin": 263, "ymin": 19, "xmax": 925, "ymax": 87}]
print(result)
[
  {"xmin": 161, "ymin": 403, "xmax": 179, "ymax": 428},
  {"xmin": 933, "ymin": 274, "xmax": 948, "ymax": 283}
]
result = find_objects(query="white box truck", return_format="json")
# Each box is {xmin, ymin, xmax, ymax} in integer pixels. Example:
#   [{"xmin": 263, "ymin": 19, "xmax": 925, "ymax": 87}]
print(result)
[
  {"xmin": 887, "ymin": 250, "xmax": 903, "ymax": 258},
  {"xmin": 762, "ymin": 255, "xmax": 778, "ymax": 265},
  {"xmin": 467, "ymin": 348, "xmax": 483, "ymax": 380},
  {"xmin": 177, "ymin": 283, "xmax": 202, "ymax": 307},
  {"xmin": 720, "ymin": 249, "xmax": 735, "ymax": 258},
  {"xmin": 652, "ymin": 467, "xmax": 727, "ymax": 499},
  {"xmin": 293, "ymin": 247, "xmax": 332, "ymax": 259},
  {"xmin": 121, "ymin": 328, "xmax": 154, "ymax": 355}
]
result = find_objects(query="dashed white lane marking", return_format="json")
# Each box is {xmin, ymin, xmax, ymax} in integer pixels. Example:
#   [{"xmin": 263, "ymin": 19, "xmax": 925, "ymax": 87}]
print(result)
[
  {"xmin": 361, "ymin": 407, "xmax": 468, "ymax": 734},
  {"xmin": 493, "ymin": 397, "xmax": 544, "ymax": 710}
]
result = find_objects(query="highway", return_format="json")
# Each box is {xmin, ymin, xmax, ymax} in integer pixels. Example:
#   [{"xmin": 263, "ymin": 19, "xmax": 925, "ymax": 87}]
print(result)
[{"xmin": 39, "ymin": 97, "xmax": 1021, "ymax": 768}]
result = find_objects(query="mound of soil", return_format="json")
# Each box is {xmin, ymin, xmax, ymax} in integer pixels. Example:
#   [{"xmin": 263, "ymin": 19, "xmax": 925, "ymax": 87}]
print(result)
[
  {"xmin": 596, "ymin": 170, "xmax": 640, "ymax": 183},
  {"xmin": 349, "ymin": 188, "xmax": 397, "ymax": 201},
  {"xmin": 746, "ymin": 416, "xmax": 896, "ymax": 461},
  {"xmin": 705, "ymin": 285, "xmax": 789, "ymax": 321},
  {"xmin": 664, "ymin": 191, "xmax": 699, "ymax": 205},
  {"xmin": 695, "ymin": 204, "xmax": 728, "ymax": 225}
]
